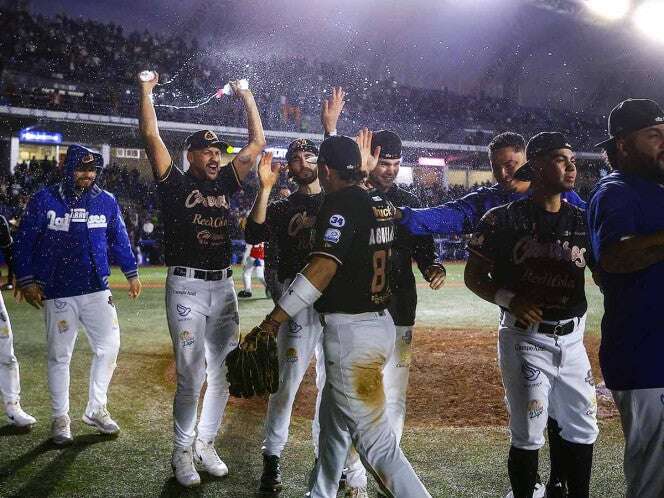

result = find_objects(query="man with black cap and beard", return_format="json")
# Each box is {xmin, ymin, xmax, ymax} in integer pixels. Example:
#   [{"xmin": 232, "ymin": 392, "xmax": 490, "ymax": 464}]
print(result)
[
  {"xmin": 588, "ymin": 98, "xmax": 664, "ymax": 498},
  {"xmin": 138, "ymin": 73, "xmax": 266, "ymax": 487},
  {"xmin": 338, "ymin": 130, "xmax": 446, "ymax": 497},
  {"xmin": 244, "ymin": 88, "xmax": 345, "ymax": 494}
]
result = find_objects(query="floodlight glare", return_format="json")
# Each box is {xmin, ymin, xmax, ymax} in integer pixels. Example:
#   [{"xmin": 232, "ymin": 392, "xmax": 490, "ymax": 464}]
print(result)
[
  {"xmin": 633, "ymin": 0, "xmax": 664, "ymax": 43},
  {"xmin": 585, "ymin": 0, "xmax": 631, "ymax": 20}
]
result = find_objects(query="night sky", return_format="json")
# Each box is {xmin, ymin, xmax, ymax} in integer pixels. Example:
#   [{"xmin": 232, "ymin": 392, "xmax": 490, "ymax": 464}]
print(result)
[{"xmin": 26, "ymin": 0, "xmax": 664, "ymax": 112}]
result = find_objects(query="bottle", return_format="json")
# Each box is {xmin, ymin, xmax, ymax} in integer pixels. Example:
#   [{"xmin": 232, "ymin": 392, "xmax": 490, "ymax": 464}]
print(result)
[
  {"xmin": 139, "ymin": 70, "xmax": 156, "ymax": 82},
  {"xmin": 219, "ymin": 79, "xmax": 249, "ymax": 96}
]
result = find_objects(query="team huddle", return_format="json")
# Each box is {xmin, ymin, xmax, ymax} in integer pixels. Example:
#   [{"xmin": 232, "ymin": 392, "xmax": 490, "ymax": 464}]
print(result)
[{"xmin": 1, "ymin": 70, "xmax": 663, "ymax": 498}]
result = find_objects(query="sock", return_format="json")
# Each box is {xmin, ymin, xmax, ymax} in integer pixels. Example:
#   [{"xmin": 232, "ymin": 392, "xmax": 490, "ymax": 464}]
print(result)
[
  {"xmin": 508, "ymin": 446, "xmax": 539, "ymax": 498},
  {"xmin": 561, "ymin": 439, "xmax": 593, "ymax": 498},
  {"xmin": 547, "ymin": 417, "xmax": 567, "ymax": 489}
]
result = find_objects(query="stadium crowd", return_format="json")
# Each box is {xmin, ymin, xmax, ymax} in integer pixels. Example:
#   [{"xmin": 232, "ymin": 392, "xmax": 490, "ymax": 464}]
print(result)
[{"xmin": 1, "ymin": 6, "xmax": 607, "ymax": 148}]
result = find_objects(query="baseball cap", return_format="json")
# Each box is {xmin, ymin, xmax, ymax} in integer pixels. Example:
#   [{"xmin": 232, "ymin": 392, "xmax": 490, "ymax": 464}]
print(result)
[
  {"xmin": 371, "ymin": 130, "xmax": 402, "ymax": 159},
  {"xmin": 308, "ymin": 135, "xmax": 361, "ymax": 172},
  {"xmin": 285, "ymin": 138, "xmax": 319, "ymax": 163},
  {"xmin": 513, "ymin": 132, "xmax": 573, "ymax": 181},
  {"xmin": 595, "ymin": 99, "xmax": 664, "ymax": 148},
  {"xmin": 184, "ymin": 129, "xmax": 232, "ymax": 153}
]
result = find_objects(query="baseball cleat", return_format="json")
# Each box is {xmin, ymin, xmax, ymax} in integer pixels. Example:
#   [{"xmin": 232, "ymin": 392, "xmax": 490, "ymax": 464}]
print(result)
[
  {"xmin": 546, "ymin": 481, "xmax": 568, "ymax": 498},
  {"xmin": 504, "ymin": 481, "xmax": 546, "ymax": 498},
  {"xmin": 259, "ymin": 454, "xmax": 282, "ymax": 493},
  {"xmin": 172, "ymin": 447, "xmax": 201, "ymax": 487},
  {"xmin": 193, "ymin": 438, "xmax": 228, "ymax": 477},
  {"xmin": 51, "ymin": 414, "xmax": 73, "ymax": 445},
  {"xmin": 82, "ymin": 407, "xmax": 120, "ymax": 435},
  {"xmin": 5, "ymin": 401, "xmax": 36, "ymax": 428},
  {"xmin": 343, "ymin": 486, "xmax": 368, "ymax": 498},
  {"xmin": 237, "ymin": 290, "xmax": 252, "ymax": 298}
]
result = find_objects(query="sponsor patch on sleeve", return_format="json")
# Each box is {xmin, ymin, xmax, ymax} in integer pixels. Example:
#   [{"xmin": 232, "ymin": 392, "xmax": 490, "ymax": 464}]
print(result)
[{"xmin": 323, "ymin": 228, "xmax": 341, "ymax": 244}]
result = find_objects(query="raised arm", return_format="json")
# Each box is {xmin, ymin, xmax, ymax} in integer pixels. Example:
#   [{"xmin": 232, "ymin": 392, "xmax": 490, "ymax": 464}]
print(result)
[
  {"xmin": 137, "ymin": 72, "xmax": 172, "ymax": 179},
  {"xmin": 321, "ymin": 86, "xmax": 346, "ymax": 137},
  {"xmin": 248, "ymin": 152, "xmax": 278, "ymax": 226},
  {"xmin": 229, "ymin": 81, "xmax": 266, "ymax": 181}
]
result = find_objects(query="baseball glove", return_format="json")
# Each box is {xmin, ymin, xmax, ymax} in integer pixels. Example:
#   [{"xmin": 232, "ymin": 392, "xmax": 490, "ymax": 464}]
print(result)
[{"xmin": 225, "ymin": 324, "xmax": 279, "ymax": 398}]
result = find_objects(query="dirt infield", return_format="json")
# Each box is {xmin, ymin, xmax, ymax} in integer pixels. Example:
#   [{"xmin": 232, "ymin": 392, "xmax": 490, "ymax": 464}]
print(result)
[{"xmin": 165, "ymin": 327, "xmax": 617, "ymax": 428}]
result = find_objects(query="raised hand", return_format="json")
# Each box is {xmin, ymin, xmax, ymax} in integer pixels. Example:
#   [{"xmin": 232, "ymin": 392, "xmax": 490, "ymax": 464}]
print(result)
[
  {"xmin": 355, "ymin": 128, "xmax": 381, "ymax": 175},
  {"xmin": 229, "ymin": 80, "xmax": 252, "ymax": 100},
  {"xmin": 257, "ymin": 152, "xmax": 280, "ymax": 190},
  {"xmin": 137, "ymin": 71, "xmax": 159, "ymax": 94},
  {"xmin": 321, "ymin": 86, "xmax": 346, "ymax": 134}
]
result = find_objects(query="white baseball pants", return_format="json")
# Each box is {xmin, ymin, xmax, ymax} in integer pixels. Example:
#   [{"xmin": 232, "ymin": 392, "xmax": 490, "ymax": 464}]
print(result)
[
  {"xmin": 612, "ymin": 387, "xmax": 664, "ymax": 498},
  {"xmin": 262, "ymin": 302, "xmax": 325, "ymax": 457},
  {"xmin": 166, "ymin": 269, "xmax": 239, "ymax": 448},
  {"xmin": 498, "ymin": 312, "xmax": 598, "ymax": 450},
  {"xmin": 0, "ymin": 292, "xmax": 21, "ymax": 404},
  {"xmin": 44, "ymin": 290, "xmax": 120, "ymax": 417},
  {"xmin": 243, "ymin": 257, "xmax": 266, "ymax": 292},
  {"xmin": 308, "ymin": 311, "xmax": 430, "ymax": 498}
]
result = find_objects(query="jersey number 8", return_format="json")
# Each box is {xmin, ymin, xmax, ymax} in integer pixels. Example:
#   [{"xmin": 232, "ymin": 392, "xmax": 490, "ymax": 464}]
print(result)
[{"xmin": 371, "ymin": 249, "xmax": 389, "ymax": 293}]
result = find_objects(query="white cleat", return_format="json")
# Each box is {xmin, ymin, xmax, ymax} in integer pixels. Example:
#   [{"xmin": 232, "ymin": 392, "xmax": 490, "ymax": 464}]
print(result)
[
  {"xmin": 52, "ymin": 414, "xmax": 73, "ymax": 445},
  {"xmin": 193, "ymin": 438, "xmax": 229, "ymax": 477},
  {"xmin": 172, "ymin": 447, "xmax": 201, "ymax": 487},
  {"xmin": 343, "ymin": 487, "xmax": 368, "ymax": 498},
  {"xmin": 504, "ymin": 481, "xmax": 546, "ymax": 498},
  {"xmin": 5, "ymin": 401, "xmax": 36, "ymax": 428},
  {"xmin": 82, "ymin": 407, "xmax": 120, "ymax": 435}
]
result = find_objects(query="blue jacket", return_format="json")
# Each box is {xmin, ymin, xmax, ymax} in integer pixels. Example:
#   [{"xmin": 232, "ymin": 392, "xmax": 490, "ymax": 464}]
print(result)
[
  {"xmin": 400, "ymin": 184, "xmax": 587, "ymax": 236},
  {"xmin": 13, "ymin": 145, "xmax": 138, "ymax": 299}
]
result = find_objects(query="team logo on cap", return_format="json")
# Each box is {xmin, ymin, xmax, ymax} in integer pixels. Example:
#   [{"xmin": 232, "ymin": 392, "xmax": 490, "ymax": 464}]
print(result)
[
  {"xmin": 204, "ymin": 131, "xmax": 218, "ymax": 141},
  {"xmin": 82, "ymin": 154, "xmax": 95, "ymax": 164}
]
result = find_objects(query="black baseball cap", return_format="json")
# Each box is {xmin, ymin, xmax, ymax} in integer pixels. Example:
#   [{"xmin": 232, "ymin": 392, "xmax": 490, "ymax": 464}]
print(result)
[
  {"xmin": 308, "ymin": 135, "xmax": 361, "ymax": 172},
  {"xmin": 595, "ymin": 99, "xmax": 664, "ymax": 148},
  {"xmin": 513, "ymin": 132, "xmax": 573, "ymax": 181},
  {"xmin": 286, "ymin": 138, "xmax": 319, "ymax": 162},
  {"xmin": 371, "ymin": 130, "xmax": 402, "ymax": 159},
  {"xmin": 184, "ymin": 129, "xmax": 232, "ymax": 153}
]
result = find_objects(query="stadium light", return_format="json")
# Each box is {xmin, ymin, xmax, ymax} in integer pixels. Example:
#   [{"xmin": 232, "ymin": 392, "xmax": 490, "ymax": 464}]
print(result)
[
  {"xmin": 584, "ymin": 0, "xmax": 631, "ymax": 20},
  {"xmin": 633, "ymin": 0, "xmax": 664, "ymax": 43}
]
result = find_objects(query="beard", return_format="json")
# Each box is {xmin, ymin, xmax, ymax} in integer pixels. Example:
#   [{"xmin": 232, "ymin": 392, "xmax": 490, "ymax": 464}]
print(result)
[
  {"xmin": 626, "ymin": 144, "xmax": 664, "ymax": 182},
  {"xmin": 293, "ymin": 166, "xmax": 318, "ymax": 186}
]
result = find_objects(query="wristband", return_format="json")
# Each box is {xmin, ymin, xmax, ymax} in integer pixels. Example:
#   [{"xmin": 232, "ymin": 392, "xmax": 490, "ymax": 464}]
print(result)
[
  {"xmin": 278, "ymin": 273, "xmax": 322, "ymax": 317},
  {"xmin": 494, "ymin": 289, "xmax": 516, "ymax": 309}
]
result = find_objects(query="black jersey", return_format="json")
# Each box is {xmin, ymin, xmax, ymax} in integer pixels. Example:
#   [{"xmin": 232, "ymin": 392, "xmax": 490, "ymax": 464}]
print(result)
[
  {"xmin": 311, "ymin": 186, "xmax": 395, "ymax": 314},
  {"xmin": 245, "ymin": 191, "xmax": 324, "ymax": 283},
  {"xmin": 382, "ymin": 184, "xmax": 439, "ymax": 326},
  {"xmin": 157, "ymin": 163, "xmax": 241, "ymax": 269},
  {"xmin": 468, "ymin": 198, "xmax": 588, "ymax": 321}
]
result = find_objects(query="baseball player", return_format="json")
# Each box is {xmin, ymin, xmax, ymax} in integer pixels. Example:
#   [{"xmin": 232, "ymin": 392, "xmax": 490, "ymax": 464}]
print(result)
[
  {"xmin": 13, "ymin": 144, "xmax": 141, "ymax": 445},
  {"xmin": 138, "ymin": 73, "xmax": 266, "ymax": 487},
  {"xmin": 395, "ymin": 131, "xmax": 583, "ymax": 495},
  {"xmin": 465, "ymin": 132, "xmax": 598, "ymax": 498},
  {"xmin": 237, "ymin": 242, "xmax": 267, "ymax": 298},
  {"xmin": 244, "ymin": 88, "xmax": 344, "ymax": 494},
  {"xmin": 249, "ymin": 134, "xmax": 431, "ymax": 498},
  {"xmin": 588, "ymin": 98, "xmax": 664, "ymax": 498},
  {"xmin": 0, "ymin": 214, "xmax": 36, "ymax": 429},
  {"xmin": 335, "ymin": 130, "xmax": 446, "ymax": 496}
]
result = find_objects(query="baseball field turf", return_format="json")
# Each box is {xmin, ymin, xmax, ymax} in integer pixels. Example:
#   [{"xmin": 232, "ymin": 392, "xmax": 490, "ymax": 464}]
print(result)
[{"xmin": 0, "ymin": 263, "xmax": 624, "ymax": 497}]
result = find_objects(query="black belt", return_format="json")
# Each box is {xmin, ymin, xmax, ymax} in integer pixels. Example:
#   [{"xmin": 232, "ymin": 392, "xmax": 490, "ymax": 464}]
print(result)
[
  {"xmin": 516, "ymin": 319, "xmax": 575, "ymax": 336},
  {"xmin": 173, "ymin": 267, "xmax": 232, "ymax": 281}
]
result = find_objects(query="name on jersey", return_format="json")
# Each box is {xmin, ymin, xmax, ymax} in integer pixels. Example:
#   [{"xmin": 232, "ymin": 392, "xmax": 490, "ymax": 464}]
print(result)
[
  {"xmin": 185, "ymin": 190, "xmax": 229, "ymax": 210},
  {"xmin": 192, "ymin": 213, "xmax": 228, "ymax": 228},
  {"xmin": 513, "ymin": 236, "xmax": 586, "ymax": 268},
  {"xmin": 47, "ymin": 209, "xmax": 107, "ymax": 232},
  {"xmin": 369, "ymin": 226, "xmax": 395, "ymax": 246}
]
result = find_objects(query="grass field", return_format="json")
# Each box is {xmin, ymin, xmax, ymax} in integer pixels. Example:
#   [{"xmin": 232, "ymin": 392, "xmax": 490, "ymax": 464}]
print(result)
[{"xmin": 0, "ymin": 263, "xmax": 625, "ymax": 497}]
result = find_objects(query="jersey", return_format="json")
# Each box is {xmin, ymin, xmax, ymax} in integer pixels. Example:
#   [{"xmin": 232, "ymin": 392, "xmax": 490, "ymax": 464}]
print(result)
[
  {"xmin": 381, "ymin": 184, "xmax": 439, "ymax": 326},
  {"xmin": 588, "ymin": 171, "xmax": 664, "ymax": 390},
  {"xmin": 311, "ymin": 186, "xmax": 395, "ymax": 314},
  {"xmin": 245, "ymin": 192, "xmax": 324, "ymax": 283},
  {"xmin": 400, "ymin": 183, "xmax": 587, "ymax": 237},
  {"xmin": 468, "ymin": 198, "xmax": 588, "ymax": 321},
  {"xmin": 157, "ymin": 163, "xmax": 241, "ymax": 269}
]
